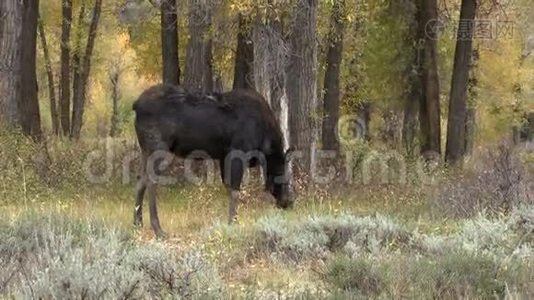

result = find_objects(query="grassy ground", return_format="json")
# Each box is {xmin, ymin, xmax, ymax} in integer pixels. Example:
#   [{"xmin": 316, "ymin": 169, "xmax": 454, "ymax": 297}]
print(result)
[
  {"xmin": 1, "ymin": 180, "xmax": 436, "ymax": 241},
  {"xmin": 0, "ymin": 131, "xmax": 532, "ymax": 298},
  {"xmin": 0, "ymin": 184, "xmax": 420, "ymax": 285},
  {"xmin": 2, "ymin": 181, "xmax": 532, "ymax": 298}
]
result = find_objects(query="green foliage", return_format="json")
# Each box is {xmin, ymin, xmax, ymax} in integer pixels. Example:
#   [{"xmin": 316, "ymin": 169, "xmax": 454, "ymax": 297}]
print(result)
[
  {"xmin": 341, "ymin": 0, "xmax": 416, "ymax": 113},
  {"xmin": 33, "ymin": 0, "xmax": 534, "ymax": 145},
  {"xmin": 127, "ymin": 18, "xmax": 162, "ymax": 79}
]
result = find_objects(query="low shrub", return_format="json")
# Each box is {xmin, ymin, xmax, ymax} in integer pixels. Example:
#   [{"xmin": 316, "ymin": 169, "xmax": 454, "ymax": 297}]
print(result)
[
  {"xmin": 317, "ymin": 206, "xmax": 534, "ymax": 298},
  {"xmin": 454, "ymin": 214, "xmax": 513, "ymax": 256},
  {"xmin": 322, "ymin": 255, "xmax": 383, "ymax": 296},
  {"xmin": 240, "ymin": 213, "xmax": 417, "ymax": 263},
  {"xmin": 0, "ymin": 213, "xmax": 224, "ymax": 299},
  {"xmin": 432, "ymin": 144, "xmax": 534, "ymax": 218},
  {"xmin": 409, "ymin": 251, "xmax": 506, "ymax": 298},
  {"xmin": 1, "ymin": 207, "xmax": 532, "ymax": 298},
  {"xmin": 322, "ymin": 249, "xmax": 533, "ymax": 299},
  {"xmin": 0, "ymin": 127, "xmax": 144, "ymax": 203},
  {"xmin": 509, "ymin": 205, "xmax": 534, "ymax": 241}
]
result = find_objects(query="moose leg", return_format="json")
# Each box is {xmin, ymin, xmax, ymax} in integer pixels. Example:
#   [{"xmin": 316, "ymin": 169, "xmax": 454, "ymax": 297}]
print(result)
[
  {"xmin": 134, "ymin": 175, "xmax": 147, "ymax": 226},
  {"xmin": 134, "ymin": 153, "xmax": 148, "ymax": 227},
  {"xmin": 147, "ymin": 180, "xmax": 165, "ymax": 238},
  {"xmin": 146, "ymin": 149, "xmax": 173, "ymax": 238},
  {"xmin": 228, "ymin": 190, "xmax": 239, "ymax": 224},
  {"xmin": 221, "ymin": 156, "xmax": 244, "ymax": 224}
]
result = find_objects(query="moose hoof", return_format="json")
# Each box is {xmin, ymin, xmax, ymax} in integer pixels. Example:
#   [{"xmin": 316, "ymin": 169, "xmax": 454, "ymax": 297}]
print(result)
[
  {"xmin": 155, "ymin": 231, "xmax": 168, "ymax": 240},
  {"xmin": 133, "ymin": 218, "xmax": 143, "ymax": 227}
]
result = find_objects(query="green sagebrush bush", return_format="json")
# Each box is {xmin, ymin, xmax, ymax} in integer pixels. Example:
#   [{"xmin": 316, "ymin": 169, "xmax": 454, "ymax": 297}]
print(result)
[
  {"xmin": 509, "ymin": 205, "xmax": 534, "ymax": 241},
  {"xmin": 207, "ymin": 207, "xmax": 533, "ymax": 298},
  {"xmin": 322, "ymin": 249, "xmax": 531, "ymax": 298},
  {"xmin": 408, "ymin": 251, "xmax": 507, "ymax": 298},
  {"xmin": 221, "ymin": 213, "xmax": 417, "ymax": 263},
  {"xmin": 319, "ymin": 206, "xmax": 534, "ymax": 298},
  {"xmin": 321, "ymin": 255, "xmax": 383, "ymax": 296},
  {"xmin": 0, "ymin": 213, "xmax": 224, "ymax": 299}
]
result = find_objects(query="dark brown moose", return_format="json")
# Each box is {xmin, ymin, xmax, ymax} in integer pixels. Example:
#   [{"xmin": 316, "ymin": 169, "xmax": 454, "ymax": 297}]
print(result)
[{"xmin": 133, "ymin": 85, "xmax": 292, "ymax": 237}]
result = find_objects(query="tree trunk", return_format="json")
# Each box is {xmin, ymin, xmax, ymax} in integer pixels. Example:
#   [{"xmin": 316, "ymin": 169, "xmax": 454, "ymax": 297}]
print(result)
[
  {"xmin": 71, "ymin": 0, "xmax": 86, "ymax": 137},
  {"xmin": 321, "ymin": 0, "xmax": 345, "ymax": 152},
  {"xmin": 464, "ymin": 48, "xmax": 479, "ymax": 156},
  {"xmin": 71, "ymin": 0, "xmax": 102, "ymax": 139},
  {"xmin": 253, "ymin": 5, "xmax": 284, "ymax": 119},
  {"xmin": 357, "ymin": 102, "xmax": 371, "ymax": 141},
  {"xmin": 18, "ymin": 0, "xmax": 41, "ymax": 139},
  {"xmin": 233, "ymin": 13, "xmax": 254, "ymax": 90},
  {"xmin": 419, "ymin": 0, "xmax": 441, "ymax": 155},
  {"xmin": 214, "ymin": 73, "xmax": 224, "ymax": 93},
  {"xmin": 381, "ymin": 110, "xmax": 402, "ymax": 148},
  {"xmin": 287, "ymin": 0, "xmax": 318, "ymax": 175},
  {"xmin": 253, "ymin": 2, "xmax": 289, "ymax": 147},
  {"xmin": 59, "ymin": 0, "xmax": 72, "ymax": 136},
  {"xmin": 402, "ymin": 2, "xmax": 423, "ymax": 157},
  {"xmin": 161, "ymin": 0, "xmax": 180, "ymax": 85},
  {"xmin": 527, "ymin": 112, "xmax": 534, "ymax": 142},
  {"xmin": 403, "ymin": 88, "xmax": 420, "ymax": 156},
  {"xmin": 511, "ymin": 41, "xmax": 530, "ymax": 145},
  {"xmin": 464, "ymin": 108, "xmax": 475, "ymax": 153},
  {"xmin": 184, "ymin": 0, "xmax": 213, "ymax": 93},
  {"xmin": 0, "ymin": 0, "xmax": 23, "ymax": 126},
  {"xmin": 109, "ymin": 71, "xmax": 120, "ymax": 137},
  {"xmin": 38, "ymin": 19, "xmax": 59, "ymax": 135},
  {"xmin": 445, "ymin": 0, "xmax": 477, "ymax": 164}
]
